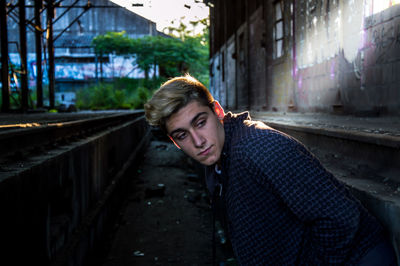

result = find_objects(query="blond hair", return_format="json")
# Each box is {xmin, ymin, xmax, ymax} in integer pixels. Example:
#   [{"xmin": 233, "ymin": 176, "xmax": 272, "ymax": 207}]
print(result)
[{"xmin": 144, "ymin": 75, "xmax": 214, "ymax": 132}]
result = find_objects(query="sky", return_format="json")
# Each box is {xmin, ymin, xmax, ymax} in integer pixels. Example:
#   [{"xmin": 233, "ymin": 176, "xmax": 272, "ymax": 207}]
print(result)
[{"xmin": 110, "ymin": 0, "xmax": 210, "ymax": 35}]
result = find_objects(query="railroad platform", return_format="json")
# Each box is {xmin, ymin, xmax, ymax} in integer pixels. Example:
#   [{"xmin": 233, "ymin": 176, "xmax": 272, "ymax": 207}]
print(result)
[
  {"xmin": 250, "ymin": 111, "xmax": 400, "ymax": 137},
  {"xmin": 0, "ymin": 110, "xmax": 144, "ymax": 165},
  {"xmin": 0, "ymin": 110, "xmax": 135, "ymax": 127},
  {"xmin": 0, "ymin": 110, "xmax": 151, "ymax": 265}
]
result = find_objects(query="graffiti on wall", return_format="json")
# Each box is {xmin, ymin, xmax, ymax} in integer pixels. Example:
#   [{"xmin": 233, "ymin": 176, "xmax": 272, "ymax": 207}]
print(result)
[
  {"xmin": 8, "ymin": 53, "xmax": 151, "ymax": 87},
  {"xmin": 369, "ymin": 23, "xmax": 400, "ymax": 64}
]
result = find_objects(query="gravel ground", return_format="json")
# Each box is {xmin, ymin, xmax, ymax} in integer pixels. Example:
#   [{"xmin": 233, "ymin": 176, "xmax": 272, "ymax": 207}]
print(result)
[{"xmin": 100, "ymin": 139, "xmax": 234, "ymax": 266}]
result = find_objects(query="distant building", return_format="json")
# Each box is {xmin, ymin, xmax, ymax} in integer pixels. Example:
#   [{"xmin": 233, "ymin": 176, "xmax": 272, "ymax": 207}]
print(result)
[{"xmin": 6, "ymin": 0, "xmax": 167, "ymax": 106}]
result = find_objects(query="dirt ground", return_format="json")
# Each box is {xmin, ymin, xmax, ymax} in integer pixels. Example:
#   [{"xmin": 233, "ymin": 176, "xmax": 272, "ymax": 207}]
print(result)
[{"xmin": 100, "ymin": 138, "xmax": 234, "ymax": 266}]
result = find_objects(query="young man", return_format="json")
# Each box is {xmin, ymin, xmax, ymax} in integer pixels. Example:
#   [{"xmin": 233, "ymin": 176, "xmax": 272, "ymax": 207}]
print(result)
[{"xmin": 144, "ymin": 75, "xmax": 396, "ymax": 265}]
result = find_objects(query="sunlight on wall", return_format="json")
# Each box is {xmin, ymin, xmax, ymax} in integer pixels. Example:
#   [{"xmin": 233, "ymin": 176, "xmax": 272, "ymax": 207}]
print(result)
[
  {"xmin": 297, "ymin": 1, "xmax": 344, "ymax": 68},
  {"xmin": 365, "ymin": 0, "xmax": 400, "ymax": 16},
  {"xmin": 296, "ymin": 0, "xmax": 400, "ymax": 70}
]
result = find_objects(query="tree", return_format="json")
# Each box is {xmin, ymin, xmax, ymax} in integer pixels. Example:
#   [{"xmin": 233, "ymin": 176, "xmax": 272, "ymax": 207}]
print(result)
[
  {"xmin": 92, "ymin": 17, "xmax": 209, "ymax": 85},
  {"xmin": 92, "ymin": 31, "xmax": 132, "ymax": 79},
  {"xmin": 166, "ymin": 17, "xmax": 210, "ymax": 86},
  {"xmin": 92, "ymin": 31, "xmax": 132, "ymax": 55}
]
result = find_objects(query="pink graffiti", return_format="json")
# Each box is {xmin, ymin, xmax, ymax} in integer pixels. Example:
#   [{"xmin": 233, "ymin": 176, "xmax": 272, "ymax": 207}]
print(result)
[
  {"xmin": 292, "ymin": 65, "xmax": 299, "ymax": 78},
  {"xmin": 298, "ymin": 74, "xmax": 302, "ymax": 88}
]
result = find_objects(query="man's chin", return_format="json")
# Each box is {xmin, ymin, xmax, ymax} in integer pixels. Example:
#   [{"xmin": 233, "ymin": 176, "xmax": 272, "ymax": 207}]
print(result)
[
  {"xmin": 197, "ymin": 156, "xmax": 219, "ymax": 166},
  {"xmin": 200, "ymin": 160, "xmax": 214, "ymax": 166}
]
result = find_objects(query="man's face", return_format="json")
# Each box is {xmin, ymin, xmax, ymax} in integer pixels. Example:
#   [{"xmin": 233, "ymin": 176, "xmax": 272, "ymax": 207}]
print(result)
[{"xmin": 166, "ymin": 100, "xmax": 225, "ymax": 166}]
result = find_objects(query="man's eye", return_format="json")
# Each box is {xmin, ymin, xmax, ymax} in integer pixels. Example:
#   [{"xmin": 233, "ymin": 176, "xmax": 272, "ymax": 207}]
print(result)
[
  {"xmin": 196, "ymin": 119, "xmax": 206, "ymax": 128},
  {"xmin": 175, "ymin": 133, "xmax": 187, "ymax": 140}
]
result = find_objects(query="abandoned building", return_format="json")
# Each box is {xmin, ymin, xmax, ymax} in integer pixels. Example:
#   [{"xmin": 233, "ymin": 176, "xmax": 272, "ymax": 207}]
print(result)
[
  {"xmin": 4, "ymin": 0, "xmax": 165, "ymax": 109},
  {"xmin": 0, "ymin": 0, "xmax": 400, "ymax": 265},
  {"xmin": 209, "ymin": 0, "xmax": 400, "ymax": 116}
]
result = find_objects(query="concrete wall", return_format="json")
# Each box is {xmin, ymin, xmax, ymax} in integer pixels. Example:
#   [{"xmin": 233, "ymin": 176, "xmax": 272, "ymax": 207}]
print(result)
[
  {"xmin": 236, "ymin": 23, "xmax": 249, "ymax": 110},
  {"xmin": 249, "ymin": 7, "xmax": 267, "ymax": 110},
  {"xmin": 209, "ymin": 0, "xmax": 400, "ymax": 115},
  {"xmin": 0, "ymin": 115, "xmax": 150, "ymax": 265},
  {"xmin": 226, "ymin": 35, "xmax": 237, "ymax": 109}
]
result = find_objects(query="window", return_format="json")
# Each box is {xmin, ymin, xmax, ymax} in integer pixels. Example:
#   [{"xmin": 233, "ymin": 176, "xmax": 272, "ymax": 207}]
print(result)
[{"xmin": 273, "ymin": 1, "xmax": 284, "ymax": 59}]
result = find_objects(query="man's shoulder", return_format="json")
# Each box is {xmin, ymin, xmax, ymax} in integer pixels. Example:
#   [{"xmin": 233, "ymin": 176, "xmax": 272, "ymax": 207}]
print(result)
[
  {"xmin": 228, "ymin": 121, "xmax": 274, "ymax": 155},
  {"xmin": 228, "ymin": 116, "xmax": 304, "ymax": 159},
  {"xmin": 235, "ymin": 117, "xmax": 290, "ymax": 144}
]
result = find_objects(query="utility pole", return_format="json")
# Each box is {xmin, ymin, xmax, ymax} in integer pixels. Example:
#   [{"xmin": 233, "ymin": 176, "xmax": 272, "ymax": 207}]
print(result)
[
  {"xmin": 35, "ymin": 0, "xmax": 43, "ymax": 108},
  {"xmin": 19, "ymin": 0, "xmax": 29, "ymax": 111},
  {"xmin": 47, "ymin": 0, "xmax": 55, "ymax": 109},
  {"xmin": 0, "ymin": 0, "xmax": 10, "ymax": 111}
]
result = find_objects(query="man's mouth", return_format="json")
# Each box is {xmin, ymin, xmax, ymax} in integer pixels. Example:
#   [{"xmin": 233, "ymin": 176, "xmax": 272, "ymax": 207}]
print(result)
[{"xmin": 198, "ymin": 146, "xmax": 212, "ymax": 156}]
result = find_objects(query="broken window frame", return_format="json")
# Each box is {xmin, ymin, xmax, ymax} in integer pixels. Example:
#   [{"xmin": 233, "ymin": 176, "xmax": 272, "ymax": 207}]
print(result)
[{"xmin": 273, "ymin": 0, "xmax": 284, "ymax": 59}]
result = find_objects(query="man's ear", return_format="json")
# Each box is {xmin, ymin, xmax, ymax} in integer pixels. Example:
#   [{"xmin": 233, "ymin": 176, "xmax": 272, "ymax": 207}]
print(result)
[
  {"xmin": 168, "ymin": 135, "xmax": 181, "ymax": 149},
  {"xmin": 213, "ymin": 101, "xmax": 225, "ymax": 120}
]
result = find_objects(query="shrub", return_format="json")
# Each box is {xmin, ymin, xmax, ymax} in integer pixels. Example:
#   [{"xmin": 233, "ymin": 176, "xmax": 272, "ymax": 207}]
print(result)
[
  {"xmin": 75, "ymin": 78, "xmax": 163, "ymax": 110},
  {"xmin": 91, "ymin": 84, "xmax": 116, "ymax": 110}
]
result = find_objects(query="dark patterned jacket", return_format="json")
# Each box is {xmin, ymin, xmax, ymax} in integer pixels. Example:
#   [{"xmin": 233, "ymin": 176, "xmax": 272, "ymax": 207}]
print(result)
[{"xmin": 206, "ymin": 112, "xmax": 384, "ymax": 265}]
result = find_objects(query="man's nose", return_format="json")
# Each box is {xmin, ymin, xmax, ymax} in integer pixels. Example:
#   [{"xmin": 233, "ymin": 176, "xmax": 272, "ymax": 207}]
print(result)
[{"xmin": 192, "ymin": 131, "xmax": 205, "ymax": 148}]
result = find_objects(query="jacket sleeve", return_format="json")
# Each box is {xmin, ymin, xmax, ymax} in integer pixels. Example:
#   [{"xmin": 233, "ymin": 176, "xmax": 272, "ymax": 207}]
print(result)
[{"xmin": 238, "ymin": 132, "xmax": 361, "ymax": 264}]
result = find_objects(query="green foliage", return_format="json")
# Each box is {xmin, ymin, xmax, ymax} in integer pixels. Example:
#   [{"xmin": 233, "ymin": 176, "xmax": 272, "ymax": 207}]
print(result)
[
  {"xmin": 89, "ymin": 18, "xmax": 210, "ymax": 110},
  {"xmin": 92, "ymin": 31, "xmax": 132, "ymax": 56},
  {"xmin": 75, "ymin": 78, "xmax": 164, "ymax": 110},
  {"xmin": 131, "ymin": 86, "xmax": 151, "ymax": 109},
  {"xmin": 92, "ymin": 17, "xmax": 210, "ymax": 85},
  {"xmin": 164, "ymin": 17, "xmax": 210, "ymax": 86}
]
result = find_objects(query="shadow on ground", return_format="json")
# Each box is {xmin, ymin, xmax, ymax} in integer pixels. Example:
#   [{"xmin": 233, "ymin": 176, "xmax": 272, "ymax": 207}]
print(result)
[{"xmin": 100, "ymin": 136, "xmax": 234, "ymax": 266}]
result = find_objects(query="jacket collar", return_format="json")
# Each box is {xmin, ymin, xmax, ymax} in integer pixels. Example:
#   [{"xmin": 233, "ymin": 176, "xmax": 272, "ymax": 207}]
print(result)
[
  {"xmin": 204, "ymin": 111, "xmax": 250, "ymax": 194},
  {"xmin": 222, "ymin": 111, "xmax": 251, "ymax": 157}
]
